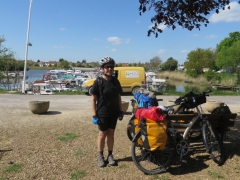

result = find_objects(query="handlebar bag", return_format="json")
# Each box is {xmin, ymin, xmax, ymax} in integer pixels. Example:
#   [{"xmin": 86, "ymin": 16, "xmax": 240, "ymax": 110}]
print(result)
[
  {"xmin": 175, "ymin": 93, "xmax": 206, "ymax": 109},
  {"xmin": 140, "ymin": 118, "xmax": 167, "ymax": 151}
]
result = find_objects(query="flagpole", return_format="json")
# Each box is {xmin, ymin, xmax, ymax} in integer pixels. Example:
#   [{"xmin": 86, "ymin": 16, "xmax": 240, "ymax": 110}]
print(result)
[{"xmin": 22, "ymin": 0, "xmax": 33, "ymax": 93}]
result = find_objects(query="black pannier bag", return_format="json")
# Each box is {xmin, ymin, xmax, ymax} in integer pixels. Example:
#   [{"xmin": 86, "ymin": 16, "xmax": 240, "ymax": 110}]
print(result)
[
  {"xmin": 174, "ymin": 91, "xmax": 206, "ymax": 109},
  {"xmin": 211, "ymin": 105, "xmax": 232, "ymax": 140},
  {"xmin": 211, "ymin": 105, "xmax": 231, "ymax": 114}
]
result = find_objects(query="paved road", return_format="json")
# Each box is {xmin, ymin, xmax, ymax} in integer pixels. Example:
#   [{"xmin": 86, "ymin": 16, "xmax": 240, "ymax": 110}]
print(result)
[{"xmin": 0, "ymin": 94, "xmax": 239, "ymax": 113}]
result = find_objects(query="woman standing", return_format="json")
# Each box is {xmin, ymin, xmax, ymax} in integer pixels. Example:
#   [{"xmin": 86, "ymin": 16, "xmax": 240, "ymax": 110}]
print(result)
[{"xmin": 91, "ymin": 57, "xmax": 123, "ymax": 167}]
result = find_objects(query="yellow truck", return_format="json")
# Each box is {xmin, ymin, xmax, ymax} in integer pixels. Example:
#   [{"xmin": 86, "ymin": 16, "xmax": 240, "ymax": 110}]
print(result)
[{"xmin": 81, "ymin": 67, "xmax": 146, "ymax": 95}]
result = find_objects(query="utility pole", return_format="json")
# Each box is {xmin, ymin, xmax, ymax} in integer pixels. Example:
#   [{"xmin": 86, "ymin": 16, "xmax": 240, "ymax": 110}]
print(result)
[{"xmin": 22, "ymin": 0, "xmax": 33, "ymax": 93}]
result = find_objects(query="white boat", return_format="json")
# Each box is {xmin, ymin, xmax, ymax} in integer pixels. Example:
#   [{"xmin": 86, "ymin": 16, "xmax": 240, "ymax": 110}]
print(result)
[
  {"xmin": 33, "ymin": 82, "xmax": 54, "ymax": 95},
  {"xmin": 145, "ymin": 71, "xmax": 167, "ymax": 92},
  {"xmin": 8, "ymin": 72, "xmax": 16, "ymax": 77},
  {"xmin": 66, "ymin": 70, "xmax": 74, "ymax": 75},
  {"xmin": 74, "ymin": 70, "xmax": 81, "ymax": 74},
  {"xmin": 49, "ymin": 69, "xmax": 67, "ymax": 74},
  {"xmin": 50, "ymin": 82, "xmax": 67, "ymax": 92},
  {"xmin": 2, "ymin": 71, "xmax": 24, "ymax": 78}
]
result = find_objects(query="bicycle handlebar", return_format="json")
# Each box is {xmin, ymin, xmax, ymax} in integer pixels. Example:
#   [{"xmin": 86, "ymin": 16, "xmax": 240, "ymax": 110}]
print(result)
[
  {"xmin": 199, "ymin": 89, "xmax": 211, "ymax": 95},
  {"xmin": 184, "ymin": 89, "xmax": 212, "ymax": 97}
]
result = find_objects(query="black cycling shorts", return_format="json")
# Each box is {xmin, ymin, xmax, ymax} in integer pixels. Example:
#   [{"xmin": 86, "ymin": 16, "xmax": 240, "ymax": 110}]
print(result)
[{"xmin": 98, "ymin": 116, "xmax": 118, "ymax": 131}]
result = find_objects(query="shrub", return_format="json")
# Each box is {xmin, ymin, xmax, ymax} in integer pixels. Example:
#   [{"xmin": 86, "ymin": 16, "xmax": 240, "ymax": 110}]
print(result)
[
  {"xmin": 186, "ymin": 69, "xmax": 198, "ymax": 78},
  {"xmin": 204, "ymin": 70, "xmax": 216, "ymax": 81},
  {"xmin": 212, "ymin": 74, "xmax": 222, "ymax": 83}
]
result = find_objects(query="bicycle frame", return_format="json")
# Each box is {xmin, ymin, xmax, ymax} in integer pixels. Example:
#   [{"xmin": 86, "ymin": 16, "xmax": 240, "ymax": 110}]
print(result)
[{"xmin": 169, "ymin": 106, "xmax": 202, "ymax": 140}]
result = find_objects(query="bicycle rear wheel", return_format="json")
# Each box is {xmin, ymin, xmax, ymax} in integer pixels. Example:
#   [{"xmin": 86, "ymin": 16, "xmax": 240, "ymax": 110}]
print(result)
[
  {"xmin": 202, "ymin": 123, "xmax": 225, "ymax": 165},
  {"xmin": 131, "ymin": 131, "xmax": 174, "ymax": 174}
]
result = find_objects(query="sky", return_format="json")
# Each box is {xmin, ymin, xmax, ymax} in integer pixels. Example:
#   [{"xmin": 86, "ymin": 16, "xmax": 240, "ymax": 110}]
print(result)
[{"xmin": 0, "ymin": 0, "xmax": 240, "ymax": 65}]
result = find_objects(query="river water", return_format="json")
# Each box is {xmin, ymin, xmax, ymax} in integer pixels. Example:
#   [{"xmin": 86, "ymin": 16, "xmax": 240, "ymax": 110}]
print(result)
[
  {"xmin": 165, "ymin": 79, "xmax": 210, "ymax": 92},
  {"xmin": 0, "ymin": 69, "xmax": 50, "ymax": 90},
  {"xmin": 1, "ymin": 69, "xmax": 209, "ymax": 92},
  {"xmin": 25, "ymin": 69, "xmax": 50, "ymax": 82}
]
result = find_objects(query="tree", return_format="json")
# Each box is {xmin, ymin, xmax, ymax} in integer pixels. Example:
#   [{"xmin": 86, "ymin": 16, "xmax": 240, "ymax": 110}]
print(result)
[
  {"xmin": 217, "ymin": 40, "xmax": 240, "ymax": 83},
  {"xmin": 137, "ymin": 62, "xmax": 143, "ymax": 67},
  {"xmin": 76, "ymin": 62, "xmax": 82, "ymax": 67},
  {"xmin": 216, "ymin": 31, "xmax": 240, "ymax": 69},
  {"xmin": 0, "ymin": 36, "xmax": 24, "ymax": 90},
  {"xmin": 82, "ymin": 59, "xmax": 86, "ymax": 64},
  {"xmin": 27, "ymin": 60, "xmax": 35, "ymax": 67},
  {"xmin": 161, "ymin": 57, "xmax": 178, "ymax": 71},
  {"xmin": 91, "ymin": 62, "xmax": 98, "ymax": 68},
  {"xmin": 71, "ymin": 63, "xmax": 76, "ymax": 67},
  {"xmin": 59, "ymin": 60, "xmax": 69, "ymax": 69},
  {"xmin": 150, "ymin": 56, "xmax": 162, "ymax": 70},
  {"xmin": 139, "ymin": 0, "xmax": 239, "ymax": 37},
  {"xmin": 185, "ymin": 48, "xmax": 217, "ymax": 77}
]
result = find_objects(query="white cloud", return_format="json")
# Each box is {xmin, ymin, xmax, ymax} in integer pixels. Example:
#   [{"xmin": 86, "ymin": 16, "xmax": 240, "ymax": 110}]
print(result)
[
  {"xmin": 205, "ymin": 34, "xmax": 217, "ymax": 39},
  {"xmin": 111, "ymin": 49, "xmax": 117, "ymax": 52},
  {"xmin": 60, "ymin": 28, "xmax": 65, "ymax": 31},
  {"xmin": 107, "ymin": 37, "xmax": 121, "ymax": 45},
  {"xmin": 181, "ymin": 50, "xmax": 188, "ymax": 53},
  {"xmin": 149, "ymin": 24, "xmax": 167, "ymax": 31},
  {"xmin": 209, "ymin": 1, "xmax": 240, "ymax": 22},
  {"xmin": 157, "ymin": 49, "xmax": 166, "ymax": 54},
  {"xmin": 136, "ymin": 20, "xmax": 141, "ymax": 23}
]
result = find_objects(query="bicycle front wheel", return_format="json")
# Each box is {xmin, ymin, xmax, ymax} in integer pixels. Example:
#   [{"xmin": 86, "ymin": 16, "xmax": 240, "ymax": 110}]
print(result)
[
  {"xmin": 202, "ymin": 123, "xmax": 225, "ymax": 165},
  {"xmin": 131, "ymin": 131, "xmax": 174, "ymax": 175},
  {"xmin": 126, "ymin": 120, "xmax": 134, "ymax": 141}
]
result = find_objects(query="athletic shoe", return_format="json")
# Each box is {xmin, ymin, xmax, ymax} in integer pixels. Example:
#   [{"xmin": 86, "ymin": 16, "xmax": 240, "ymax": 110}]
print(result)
[
  {"xmin": 98, "ymin": 156, "xmax": 105, "ymax": 167},
  {"xmin": 107, "ymin": 155, "xmax": 116, "ymax": 166}
]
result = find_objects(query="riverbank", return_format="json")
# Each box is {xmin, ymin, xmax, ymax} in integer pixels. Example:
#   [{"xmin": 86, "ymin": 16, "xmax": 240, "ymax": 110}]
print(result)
[{"xmin": 158, "ymin": 71, "xmax": 238, "ymax": 87}]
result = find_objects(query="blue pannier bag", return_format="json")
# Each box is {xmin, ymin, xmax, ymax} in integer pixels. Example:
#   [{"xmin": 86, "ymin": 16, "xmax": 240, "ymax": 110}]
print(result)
[
  {"xmin": 134, "ymin": 91, "xmax": 142, "ymax": 101},
  {"xmin": 137, "ymin": 94, "xmax": 153, "ymax": 108}
]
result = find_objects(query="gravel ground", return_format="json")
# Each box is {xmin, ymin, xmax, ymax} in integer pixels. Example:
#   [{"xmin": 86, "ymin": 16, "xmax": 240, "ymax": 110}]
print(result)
[{"xmin": 0, "ymin": 94, "xmax": 239, "ymax": 180}]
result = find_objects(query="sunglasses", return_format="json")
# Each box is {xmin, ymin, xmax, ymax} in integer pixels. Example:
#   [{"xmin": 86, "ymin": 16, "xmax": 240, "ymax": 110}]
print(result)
[{"xmin": 104, "ymin": 66, "xmax": 114, "ymax": 69}]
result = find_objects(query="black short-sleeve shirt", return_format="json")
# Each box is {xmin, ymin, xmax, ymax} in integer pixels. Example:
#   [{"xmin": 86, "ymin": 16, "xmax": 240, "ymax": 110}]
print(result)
[{"xmin": 92, "ymin": 77, "xmax": 122, "ymax": 117}]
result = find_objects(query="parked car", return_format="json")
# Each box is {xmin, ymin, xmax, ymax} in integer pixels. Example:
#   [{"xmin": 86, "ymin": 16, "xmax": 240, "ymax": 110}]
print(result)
[
  {"xmin": 216, "ymin": 69, "xmax": 226, "ymax": 73},
  {"xmin": 216, "ymin": 69, "xmax": 232, "ymax": 73}
]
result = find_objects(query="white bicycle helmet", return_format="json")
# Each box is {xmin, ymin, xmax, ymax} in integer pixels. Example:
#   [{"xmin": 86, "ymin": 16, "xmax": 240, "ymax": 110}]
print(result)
[{"xmin": 99, "ymin": 57, "xmax": 115, "ymax": 68}]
